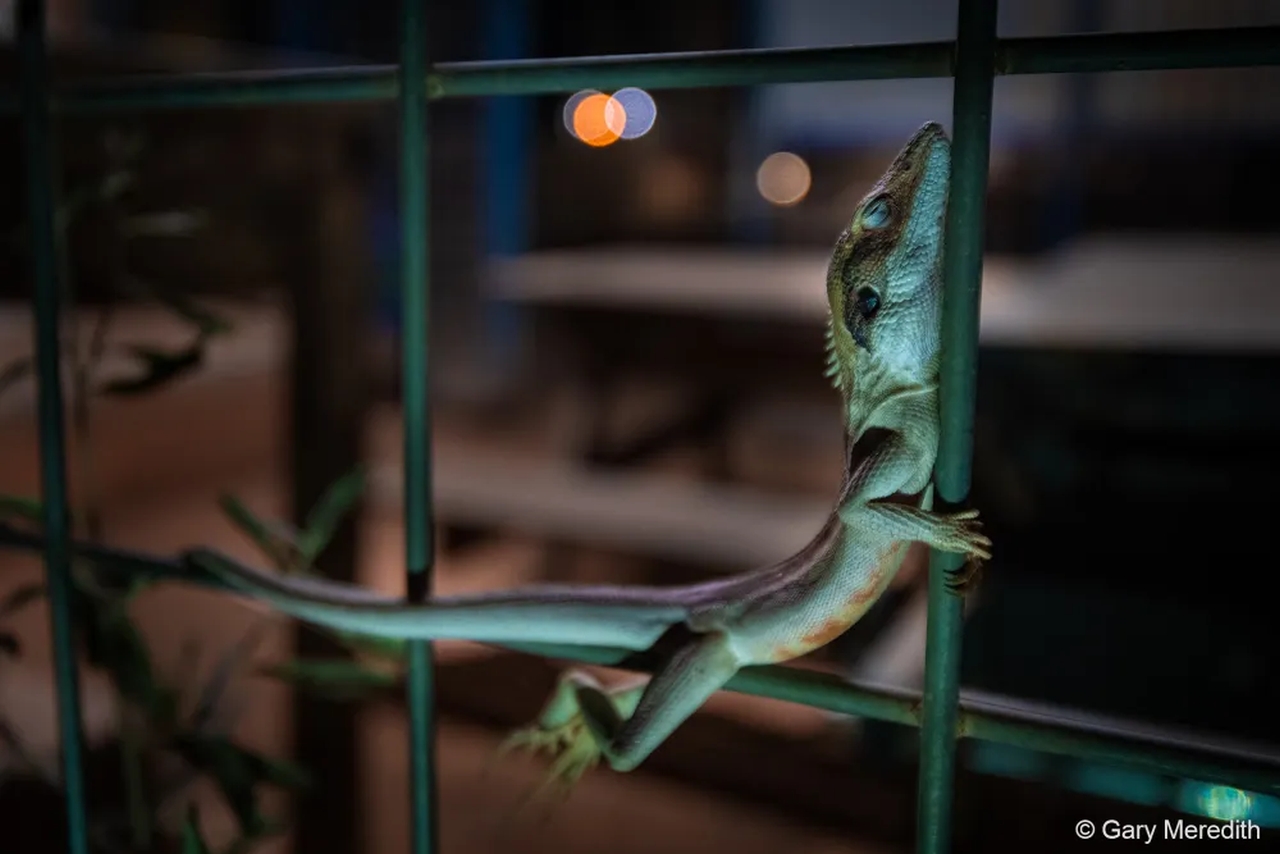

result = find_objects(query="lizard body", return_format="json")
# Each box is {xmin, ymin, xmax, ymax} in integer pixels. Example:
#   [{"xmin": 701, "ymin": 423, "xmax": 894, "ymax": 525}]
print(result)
[{"xmin": 186, "ymin": 121, "xmax": 988, "ymax": 784}]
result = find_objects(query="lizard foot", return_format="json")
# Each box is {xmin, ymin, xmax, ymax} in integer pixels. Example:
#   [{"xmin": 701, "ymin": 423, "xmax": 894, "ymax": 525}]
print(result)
[
  {"xmin": 932, "ymin": 509, "xmax": 992, "ymax": 561},
  {"xmin": 945, "ymin": 556, "xmax": 984, "ymax": 597},
  {"xmin": 494, "ymin": 669, "xmax": 645, "ymax": 808},
  {"xmin": 499, "ymin": 715, "xmax": 602, "ymax": 804}
]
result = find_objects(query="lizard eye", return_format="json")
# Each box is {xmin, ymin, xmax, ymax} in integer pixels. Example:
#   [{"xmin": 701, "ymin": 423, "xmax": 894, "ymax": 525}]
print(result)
[
  {"xmin": 853, "ymin": 286, "xmax": 880, "ymax": 320},
  {"xmin": 861, "ymin": 196, "xmax": 892, "ymax": 229}
]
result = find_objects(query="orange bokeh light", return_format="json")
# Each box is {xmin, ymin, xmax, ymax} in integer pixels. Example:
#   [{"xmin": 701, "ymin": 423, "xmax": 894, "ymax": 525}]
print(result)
[{"xmin": 572, "ymin": 93, "xmax": 627, "ymax": 147}]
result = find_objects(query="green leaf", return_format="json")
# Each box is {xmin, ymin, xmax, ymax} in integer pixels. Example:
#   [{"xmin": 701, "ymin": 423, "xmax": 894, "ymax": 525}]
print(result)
[
  {"xmin": 0, "ymin": 357, "xmax": 32, "ymax": 399},
  {"xmin": 70, "ymin": 559, "xmax": 154, "ymax": 604},
  {"xmin": 332, "ymin": 630, "xmax": 408, "ymax": 662},
  {"xmin": 155, "ymin": 292, "xmax": 231, "ymax": 337},
  {"xmin": 188, "ymin": 620, "xmax": 270, "ymax": 733},
  {"xmin": 0, "ymin": 495, "xmax": 43, "ymax": 526},
  {"xmin": 76, "ymin": 590, "xmax": 175, "ymax": 721},
  {"xmin": 171, "ymin": 733, "xmax": 309, "ymax": 838},
  {"xmin": 180, "ymin": 805, "xmax": 214, "ymax": 854},
  {"xmin": 260, "ymin": 657, "xmax": 399, "ymax": 701},
  {"xmin": 217, "ymin": 495, "xmax": 299, "ymax": 571},
  {"xmin": 101, "ymin": 341, "xmax": 203, "ymax": 396},
  {"xmin": 298, "ymin": 468, "xmax": 366, "ymax": 562},
  {"xmin": 0, "ymin": 582, "xmax": 46, "ymax": 658},
  {"xmin": 0, "ymin": 582, "xmax": 46, "ymax": 618},
  {"xmin": 117, "ymin": 275, "xmax": 233, "ymax": 338}
]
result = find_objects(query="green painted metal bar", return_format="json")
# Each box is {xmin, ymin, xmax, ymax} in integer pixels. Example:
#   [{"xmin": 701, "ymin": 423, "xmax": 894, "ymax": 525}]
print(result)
[
  {"xmin": 428, "ymin": 41, "xmax": 950, "ymax": 96},
  {"xmin": 398, "ymin": 0, "xmax": 439, "ymax": 852},
  {"xmin": 917, "ymin": 0, "xmax": 998, "ymax": 851},
  {"xmin": 16, "ymin": 2, "xmax": 90, "ymax": 854},
  {"xmin": 997, "ymin": 24, "xmax": 1280, "ymax": 75},
  {"xmin": 1, "ymin": 522, "xmax": 1279, "ymax": 796},
  {"xmin": 957, "ymin": 701, "xmax": 1280, "ymax": 800},
  {"xmin": 1, "ymin": 25, "xmax": 1278, "ymax": 114},
  {"xmin": 27, "ymin": 66, "xmax": 397, "ymax": 113}
]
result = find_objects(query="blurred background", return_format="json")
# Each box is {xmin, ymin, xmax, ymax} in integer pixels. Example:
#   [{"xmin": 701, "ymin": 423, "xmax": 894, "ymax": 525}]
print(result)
[{"xmin": 1, "ymin": 1, "xmax": 1280, "ymax": 852}]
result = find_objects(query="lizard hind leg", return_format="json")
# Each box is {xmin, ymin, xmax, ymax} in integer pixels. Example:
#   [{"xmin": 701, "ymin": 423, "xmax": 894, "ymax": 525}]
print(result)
[
  {"xmin": 497, "ymin": 669, "xmax": 647, "ymax": 803},
  {"xmin": 500, "ymin": 632, "xmax": 740, "ymax": 801}
]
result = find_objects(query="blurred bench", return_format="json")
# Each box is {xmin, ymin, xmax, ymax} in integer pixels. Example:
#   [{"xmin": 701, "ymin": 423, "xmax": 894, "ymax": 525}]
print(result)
[
  {"xmin": 489, "ymin": 236, "xmax": 1280, "ymax": 352},
  {"xmin": 370, "ymin": 452, "xmax": 830, "ymax": 570}
]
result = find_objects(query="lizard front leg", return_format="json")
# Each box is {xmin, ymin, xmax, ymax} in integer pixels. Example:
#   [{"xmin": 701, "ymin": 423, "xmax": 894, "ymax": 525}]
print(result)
[
  {"xmin": 841, "ymin": 500, "xmax": 990, "ymax": 596},
  {"xmin": 502, "ymin": 632, "xmax": 739, "ymax": 796},
  {"xmin": 836, "ymin": 430, "xmax": 990, "ymax": 584},
  {"xmin": 838, "ymin": 501, "xmax": 990, "ymax": 560}
]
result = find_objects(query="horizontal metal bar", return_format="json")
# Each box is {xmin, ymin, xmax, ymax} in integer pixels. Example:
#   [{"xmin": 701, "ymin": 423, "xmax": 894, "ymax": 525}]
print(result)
[
  {"xmin": 17, "ymin": 65, "xmax": 397, "ymax": 113},
  {"xmin": 1, "ymin": 25, "xmax": 1277, "ymax": 113},
  {"xmin": 998, "ymin": 23, "xmax": 1280, "ymax": 75},
  {"xmin": 2, "ymin": 520, "xmax": 1278, "ymax": 797},
  {"xmin": 959, "ymin": 696, "xmax": 1280, "ymax": 801},
  {"xmin": 429, "ymin": 41, "xmax": 951, "ymax": 96}
]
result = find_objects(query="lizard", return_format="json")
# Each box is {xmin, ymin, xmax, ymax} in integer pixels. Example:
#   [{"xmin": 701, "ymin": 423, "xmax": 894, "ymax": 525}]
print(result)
[{"xmin": 181, "ymin": 120, "xmax": 989, "ymax": 793}]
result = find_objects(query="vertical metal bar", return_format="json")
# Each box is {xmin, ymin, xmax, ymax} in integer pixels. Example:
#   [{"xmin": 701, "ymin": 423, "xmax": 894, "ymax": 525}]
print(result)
[
  {"xmin": 399, "ymin": 1, "xmax": 439, "ymax": 853},
  {"xmin": 17, "ymin": 3, "xmax": 90, "ymax": 854},
  {"xmin": 917, "ymin": 0, "xmax": 998, "ymax": 852}
]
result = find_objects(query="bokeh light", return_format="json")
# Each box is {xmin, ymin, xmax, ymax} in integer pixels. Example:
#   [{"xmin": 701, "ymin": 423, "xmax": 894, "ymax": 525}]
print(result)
[
  {"xmin": 562, "ymin": 89, "xmax": 601, "ymax": 134},
  {"xmin": 574, "ymin": 92, "xmax": 626, "ymax": 146},
  {"xmin": 563, "ymin": 88, "xmax": 657, "ymax": 146},
  {"xmin": 1199, "ymin": 786, "xmax": 1254, "ymax": 821},
  {"xmin": 612, "ymin": 87, "xmax": 657, "ymax": 139},
  {"xmin": 756, "ymin": 151, "xmax": 812, "ymax": 206}
]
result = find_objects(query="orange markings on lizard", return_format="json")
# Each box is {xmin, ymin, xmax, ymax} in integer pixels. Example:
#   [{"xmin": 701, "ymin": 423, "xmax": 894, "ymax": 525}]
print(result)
[{"xmin": 772, "ymin": 541, "xmax": 908, "ymax": 662}]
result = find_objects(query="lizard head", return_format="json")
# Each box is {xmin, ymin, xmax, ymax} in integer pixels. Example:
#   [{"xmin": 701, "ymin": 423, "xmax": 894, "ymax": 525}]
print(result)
[{"xmin": 824, "ymin": 121, "xmax": 950, "ymax": 406}]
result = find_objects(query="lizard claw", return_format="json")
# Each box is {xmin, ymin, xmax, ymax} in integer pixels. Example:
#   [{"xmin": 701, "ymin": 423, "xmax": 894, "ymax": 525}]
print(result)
[
  {"xmin": 944, "ymin": 557, "xmax": 984, "ymax": 597},
  {"xmin": 498, "ymin": 716, "xmax": 601, "ymax": 807},
  {"xmin": 534, "ymin": 734, "xmax": 601, "ymax": 800},
  {"xmin": 935, "ymin": 509, "xmax": 992, "ymax": 561},
  {"xmin": 497, "ymin": 723, "xmax": 570, "ymax": 759}
]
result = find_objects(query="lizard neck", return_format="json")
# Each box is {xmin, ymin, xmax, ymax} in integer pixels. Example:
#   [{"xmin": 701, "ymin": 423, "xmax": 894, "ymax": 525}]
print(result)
[
  {"xmin": 841, "ymin": 354, "xmax": 940, "ymax": 447},
  {"xmin": 834, "ymin": 356, "xmax": 941, "ymax": 506}
]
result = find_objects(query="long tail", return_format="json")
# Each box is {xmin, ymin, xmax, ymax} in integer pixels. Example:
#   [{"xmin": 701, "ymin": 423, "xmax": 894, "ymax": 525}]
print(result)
[{"xmin": 186, "ymin": 549, "xmax": 692, "ymax": 651}]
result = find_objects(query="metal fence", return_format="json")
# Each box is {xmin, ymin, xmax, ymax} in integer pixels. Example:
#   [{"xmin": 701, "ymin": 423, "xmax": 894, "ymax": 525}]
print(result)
[{"xmin": 5, "ymin": 1, "xmax": 1280, "ymax": 852}]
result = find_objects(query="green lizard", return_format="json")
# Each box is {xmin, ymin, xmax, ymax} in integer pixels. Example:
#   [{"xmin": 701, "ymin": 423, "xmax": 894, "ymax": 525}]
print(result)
[{"xmin": 183, "ymin": 121, "xmax": 988, "ymax": 792}]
